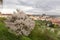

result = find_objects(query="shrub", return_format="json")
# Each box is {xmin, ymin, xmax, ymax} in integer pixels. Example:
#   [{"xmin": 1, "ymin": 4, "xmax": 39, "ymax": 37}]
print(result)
[
  {"xmin": 0, "ymin": 17, "xmax": 6, "ymax": 22},
  {"xmin": 29, "ymin": 20, "xmax": 59, "ymax": 40},
  {"xmin": 5, "ymin": 10, "xmax": 35, "ymax": 36}
]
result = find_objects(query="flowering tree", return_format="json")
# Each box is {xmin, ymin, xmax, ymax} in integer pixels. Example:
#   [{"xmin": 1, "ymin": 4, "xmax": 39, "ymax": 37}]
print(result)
[{"xmin": 5, "ymin": 10, "xmax": 35, "ymax": 36}]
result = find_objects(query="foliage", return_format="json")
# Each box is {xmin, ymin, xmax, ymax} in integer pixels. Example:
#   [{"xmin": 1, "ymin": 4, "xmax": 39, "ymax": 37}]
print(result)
[
  {"xmin": 0, "ymin": 19, "xmax": 60, "ymax": 40},
  {"xmin": 29, "ymin": 20, "xmax": 60, "ymax": 40},
  {"xmin": 0, "ymin": 22, "xmax": 32, "ymax": 40},
  {"xmin": 0, "ymin": 22, "xmax": 19, "ymax": 40},
  {"xmin": 0, "ymin": 17, "xmax": 6, "ymax": 22},
  {"xmin": 19, "ymin": 35, "xmax": 31, "ymax": 40},
  {"xmin": 5, "ymin": 10, "xmax": 35, "ymax": 36}
]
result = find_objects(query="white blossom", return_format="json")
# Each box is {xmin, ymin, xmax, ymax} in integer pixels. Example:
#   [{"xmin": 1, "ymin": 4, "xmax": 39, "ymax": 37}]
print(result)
[{"xmin": 5, "ymin": 10, "xmax": 35, "ymax": 36}]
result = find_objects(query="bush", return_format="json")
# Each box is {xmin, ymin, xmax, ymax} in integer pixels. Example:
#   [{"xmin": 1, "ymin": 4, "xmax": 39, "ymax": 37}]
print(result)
[
  {"xmin": 0, "ymin": 22, "xmax": 20, "ymax": 40},
  {"xmin": 5, "ymin": 10, "xmax": 35, "ymax": 36},
  {"xmin": 0, "ymin": 17, "xmax": 6, "ymax": 22},
  {"xmin": 0, "ymin": 22, "xmax": 32, "ymax": 40},
  {"xmin": 29, "ymin": 20, "xmax": 60, "ymax": 40},
  {"xmin": 20, "ymin": 35, "xmax": 31, "ymax": 40}
]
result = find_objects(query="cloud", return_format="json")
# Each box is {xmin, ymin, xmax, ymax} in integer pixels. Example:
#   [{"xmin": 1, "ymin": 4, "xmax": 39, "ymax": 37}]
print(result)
[
  {"xmin": 3, "ymin": 0, "xmax": 60, "ymax": 10},
  {"xmin": 1, "ymin": 0, "xmax": 60, "ymax": 15},
  {"xmin": 33, "ymin": 0, "xmax": 60, "ymax": 11},
  {"xmin": 0, "ymin": 8, "xmax": 16, "ymax": 13}
]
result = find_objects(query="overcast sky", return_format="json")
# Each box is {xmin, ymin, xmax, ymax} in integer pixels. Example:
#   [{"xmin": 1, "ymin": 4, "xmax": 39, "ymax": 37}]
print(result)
[{"xmin": 0, "ymin": 0, "xmax": 60, "ymax": 15}]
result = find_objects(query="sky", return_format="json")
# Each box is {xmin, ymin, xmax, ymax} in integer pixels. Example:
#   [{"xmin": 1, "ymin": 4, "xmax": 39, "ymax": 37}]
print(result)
[{"xmin": 0, "ymin": 0, "xmax": 60, "ymax": 15}]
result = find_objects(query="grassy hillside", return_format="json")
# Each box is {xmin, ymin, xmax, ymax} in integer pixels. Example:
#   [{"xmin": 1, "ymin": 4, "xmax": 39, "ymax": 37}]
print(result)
[
  {"xmin": 0, "ymin": 22, "xmax": 31, "ymax": 40},
  {"xmin": 0, "ymin": 19, "xmax": 60, "ymax": 40},
  {"xmin": 29, "ymin": 20, "xmax": 60, "ymax": 40},
  {"xmin": 0, "ymin": 22, "xmax": 18, "ymax": 40}
]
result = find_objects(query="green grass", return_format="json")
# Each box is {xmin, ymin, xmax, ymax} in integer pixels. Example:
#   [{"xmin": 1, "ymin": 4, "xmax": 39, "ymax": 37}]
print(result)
[
  {"xmin": 0, "ymin": 20, "xmax": 60, "ymax": 40},
  {"xmin": 0, "ymin": 17, "xmax": 31, "ymax": 40},
  {"xmin": 0, "ymin": 22, "xmax": 19, "ymax": 40},
  {"xmin": 29, "ymin": 20, "xmax": 60, "ymax": 40},
  {"xmin": 0, "ymin": 22, "xmax": 31, "ymax": 40}
]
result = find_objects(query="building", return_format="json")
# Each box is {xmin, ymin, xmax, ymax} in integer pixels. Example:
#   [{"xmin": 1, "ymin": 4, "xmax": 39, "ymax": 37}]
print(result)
[
  {"xmin": 50, "ymin": 18, "xmax": 60, "ymax": 26},
  {"xmin": 0, "ymin": 13, "xmax": 12, "ymax": 18},
  {"xmin": 27, "ymin": 14, "xmax": 40, "ymax": 20}
]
